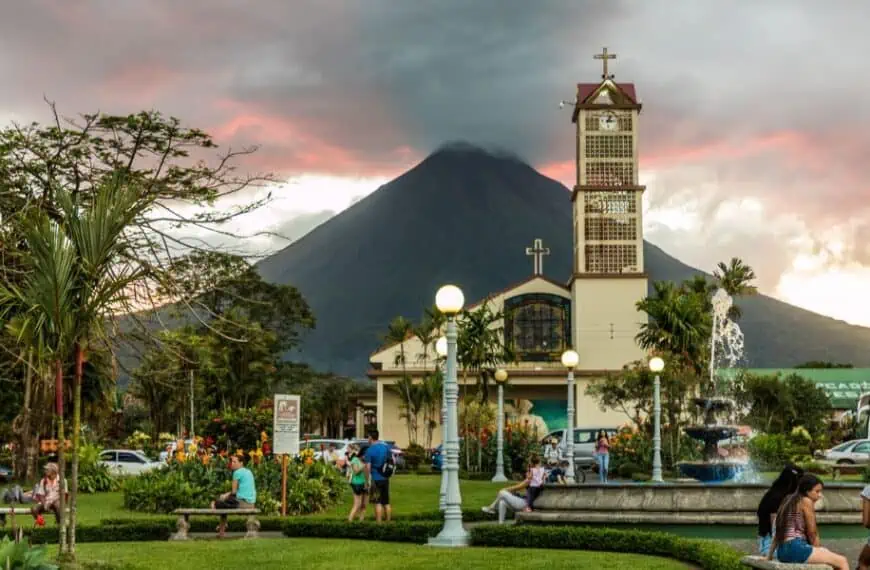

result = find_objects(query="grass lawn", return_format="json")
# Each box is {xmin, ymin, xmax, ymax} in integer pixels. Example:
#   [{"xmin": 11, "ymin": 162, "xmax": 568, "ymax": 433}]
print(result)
[{"xmin": 65, "ymin": 538, "xmax": 691, "ymax": 570}]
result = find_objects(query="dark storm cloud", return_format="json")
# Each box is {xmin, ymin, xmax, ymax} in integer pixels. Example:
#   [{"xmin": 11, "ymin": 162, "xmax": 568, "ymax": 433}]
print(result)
[{"xmin": 3, "ymin": 0, "xmax": 870, "ymax": 274}]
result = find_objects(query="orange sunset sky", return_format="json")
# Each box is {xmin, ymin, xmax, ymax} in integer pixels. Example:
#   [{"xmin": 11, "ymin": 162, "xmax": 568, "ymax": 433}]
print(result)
[{"xmin": 3, "ymin": 1, "xmax": 870, "ymax": 326}]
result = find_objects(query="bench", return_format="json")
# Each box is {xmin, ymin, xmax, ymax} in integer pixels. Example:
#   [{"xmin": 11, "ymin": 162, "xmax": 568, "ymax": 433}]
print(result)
[
  {"xmin": 740, "ymin": 555, "xmax": 832, "ymax": 569},
  {"xmin": 171, "ymin": 508, "xmax": 261, "ymax": 540}
]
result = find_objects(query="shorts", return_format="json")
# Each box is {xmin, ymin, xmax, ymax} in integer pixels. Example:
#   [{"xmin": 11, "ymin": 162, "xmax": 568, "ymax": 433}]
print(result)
[
  {"xmin": 372, "ymin": 479, "xmax": 390, "ymax": 506},
  {"xmin": 351, "ymin": 484, "xmax": 366, "ymax": 496},
  {"xmin": 757, "ymin": 534, "xmax": 772, "ymax": 557},
  {"xmin": 776, "ymin": 538, "xmax": 813, "ymax": 564}
]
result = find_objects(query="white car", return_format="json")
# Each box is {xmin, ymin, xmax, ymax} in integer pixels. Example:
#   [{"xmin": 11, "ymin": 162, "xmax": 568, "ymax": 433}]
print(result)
[
  {"xmin": 300, "ymin": 439, "xmax": 351, "ymax": 464},
  {"xmin": 100, "ymin": 449, "xmax": 163, "ymax": 475}
]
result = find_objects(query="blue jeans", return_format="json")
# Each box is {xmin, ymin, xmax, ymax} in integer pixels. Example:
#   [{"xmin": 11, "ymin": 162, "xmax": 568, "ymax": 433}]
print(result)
[
  {"xmin": 776, "ymin": 538, "xmax": 813, "ymax": 564},
  {"xmin": 597, "ymin": 453, "xmax": 609, "ymax": 482}
]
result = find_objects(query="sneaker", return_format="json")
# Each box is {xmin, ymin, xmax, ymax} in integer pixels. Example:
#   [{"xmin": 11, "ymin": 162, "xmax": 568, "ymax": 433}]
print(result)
[{"xmin": 481, "ymin": 506, "xmax": 495, "ymax": 515}]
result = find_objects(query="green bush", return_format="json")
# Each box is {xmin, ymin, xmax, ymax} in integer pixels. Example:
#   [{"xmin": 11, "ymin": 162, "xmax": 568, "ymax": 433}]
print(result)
[
  {"xmin": 200, "ymin": 407, "xmax": 273, "ymax": 451},
  {"xmin": 403, "ymin": 444, "xmax": 426, "ymax": 472},
  {"xmin": 747, "ymin": 433, "xmax": 794, "ymax": 471},
  {"xmin": 122, "ymin": 455, "xmax": 343, "ymax": 515},
  {"xmin": 797, "ymin": 461, "xmax": 831, "ymax": 475},
  {"xmin": 77, "ymin": 443, "xmax": 120, "ymax": 494},
  {"xmin": 283, "ymin": 519, "xmax": 441, "ymax": 543},
  {"xmin": 0, "ymin": 537, "xmax": 57, "ymax": 569},
  {"xmin": 1, "ymin": 522, "xmax": 174, "ymax": 544}
]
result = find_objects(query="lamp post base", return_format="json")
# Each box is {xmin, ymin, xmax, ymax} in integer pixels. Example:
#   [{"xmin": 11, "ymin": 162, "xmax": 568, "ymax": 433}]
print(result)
[
  {"xmin": 491, "ymin": 473, "xmax": 508, "ymax": 483},
  {"xmin": 428, "ymin": 527, "xmax": 470, "ymax": 548}
]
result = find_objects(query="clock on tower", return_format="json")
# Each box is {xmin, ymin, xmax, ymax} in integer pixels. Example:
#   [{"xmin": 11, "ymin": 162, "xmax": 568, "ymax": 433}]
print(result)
[{"xmin": 567, "ymin": 47, "xmax": 647, "ymax": 371}]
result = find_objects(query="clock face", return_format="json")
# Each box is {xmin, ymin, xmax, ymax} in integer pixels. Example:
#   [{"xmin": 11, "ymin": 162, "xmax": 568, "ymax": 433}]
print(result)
[{"xmin": 599, "ymin": 113, "xmax": 618, "ymax": 131}]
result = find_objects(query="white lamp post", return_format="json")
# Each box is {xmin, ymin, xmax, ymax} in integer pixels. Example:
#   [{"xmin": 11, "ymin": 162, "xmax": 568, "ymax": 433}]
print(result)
[
  {"xmin": 429, "ymin": 285, "xmax": 469, "ymax": 547},
  {"xmin": 560, "ymin": 349, "xmax": 579, "ymax": 481},
  {"xmin": 648, "ymin": 356, "xmax": 665, "ymax": 483},
  {"xmin": 492, "ymin": 369, "xmax": 509, "ymax": 482},
  {"xmin": 435, "ymin": 335, "xmax": 448, "ymax": 511}
]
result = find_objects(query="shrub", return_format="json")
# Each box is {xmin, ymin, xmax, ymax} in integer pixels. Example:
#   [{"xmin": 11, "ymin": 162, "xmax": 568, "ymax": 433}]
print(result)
[
  {"xmin": 403, "ymin": 444, "xmax": 426, "ymax": 472},
  {"xmin": 77, "ymin": 443, "xmax": 120, "ymax": 494},
  {"xmin": 617, "ymin": 462, "xmax": 641, "ymax": 479},
  {"xmin": 747, "ymin": 433, "xmax": 794, "ymax": 471},
  {"xmin": 200, "ymin": 408, "xmax": 273, "ymax": 451},
  {"xmin": 1, "ymin": 521, "xmax": 174, "ymax": 544},
  {"xmin": 122, "ymin": 454, "xmax": 343, "ymax": 515},
  {"xmin": 0, "ymin": 537, "xmax": 56, "ymax": 569},
  {"xmin": 797, "ymin": 461, "xmax": 831, "ymax": 475}
]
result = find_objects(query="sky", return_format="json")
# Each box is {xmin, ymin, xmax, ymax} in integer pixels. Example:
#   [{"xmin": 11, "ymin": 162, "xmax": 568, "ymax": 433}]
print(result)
[{"xmin": 2, "ymin": 1, "xmax": 870, "ymax": 325}]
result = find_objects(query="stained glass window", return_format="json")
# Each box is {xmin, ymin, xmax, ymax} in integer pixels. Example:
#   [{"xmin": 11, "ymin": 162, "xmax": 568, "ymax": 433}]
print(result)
[{"xmin": 504, "ymin": 294, "xmax": 571, "ymax": 361}]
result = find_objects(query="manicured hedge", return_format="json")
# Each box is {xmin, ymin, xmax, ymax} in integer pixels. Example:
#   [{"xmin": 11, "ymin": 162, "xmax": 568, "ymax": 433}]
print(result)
[
  {"xmin": 0, "ymin": 521, "xmax": 173, "ymax": 544},
  {"xmin": 280, "ymin": 519, "xmax": 744, "ymax": 570}
]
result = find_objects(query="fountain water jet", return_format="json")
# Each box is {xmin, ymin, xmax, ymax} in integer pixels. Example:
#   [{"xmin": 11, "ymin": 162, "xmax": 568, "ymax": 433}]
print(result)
[{"xmin": 677, "ymin": 288, "xmax": 747, "ymax": 482}]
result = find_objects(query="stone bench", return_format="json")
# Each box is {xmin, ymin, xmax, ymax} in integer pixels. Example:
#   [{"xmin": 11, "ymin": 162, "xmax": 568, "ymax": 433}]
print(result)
[
  {"xmin": 171, "ymin": 508, "xmax": 261, "ymax": 540},
  {"xmin": 740, "ymin": 555, "xmax": 832, "ymax": 569}
]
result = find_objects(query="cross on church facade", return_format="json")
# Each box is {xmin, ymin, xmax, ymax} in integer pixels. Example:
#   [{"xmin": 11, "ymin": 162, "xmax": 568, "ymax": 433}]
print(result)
[
  {"xmin": 525, "ymin": 238, "xmax": 550, "ymax": 276},
  {"xmin": 594, "ymin": 47, "xmax": 617, "ymax": 79}
]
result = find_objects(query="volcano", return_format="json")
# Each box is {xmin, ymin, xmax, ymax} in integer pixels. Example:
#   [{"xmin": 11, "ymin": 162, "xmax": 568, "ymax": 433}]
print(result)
[{"xmin": 257, "ymin": 144, "xmax": 870, "ymax": 377}]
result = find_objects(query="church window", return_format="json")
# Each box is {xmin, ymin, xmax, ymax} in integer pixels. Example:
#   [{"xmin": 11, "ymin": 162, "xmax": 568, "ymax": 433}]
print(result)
[
  {"xmin": 585, "ymin": 135, "xmax": 633, "ymax": 159},
  {"xmin": 584, "ymin": 191, "xmax": 636, "ymax": 214},
  {"xmin": 584, "ymin": 244, "xmax": 638, "ymax": 273},
  {"xmin": 585, "ymin": 217, "xmax": 637, "ymax": 241},
  {"xmin": 585, "ymin": 162, "xmax": 634, "ymax": 186},
  {"xmin": 504, "ymin": 294, "xmax": 571, "ymax": 362}
]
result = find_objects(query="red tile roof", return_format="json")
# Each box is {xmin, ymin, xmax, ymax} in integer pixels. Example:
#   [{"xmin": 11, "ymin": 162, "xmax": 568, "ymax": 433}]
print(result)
[{"xmin": 576, "ymin": 82, "xmax": 637, "ymax": 104}]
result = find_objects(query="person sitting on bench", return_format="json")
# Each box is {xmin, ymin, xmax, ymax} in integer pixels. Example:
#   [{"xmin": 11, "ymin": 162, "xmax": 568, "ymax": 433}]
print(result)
[
  {"xmin": 210, "ymin": 454, "xmax": 256, "ymax": 536},
  {"xmin": 31, "ymin": 463, "xmax": 65, "ymax": 525}
]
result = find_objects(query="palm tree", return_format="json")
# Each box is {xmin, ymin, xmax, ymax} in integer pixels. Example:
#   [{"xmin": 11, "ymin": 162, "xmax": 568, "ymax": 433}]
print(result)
[
  {"xmin": 713, "ymin": 258, "xmax": 758, "ymax": 320},
  {"xmin": 636, "ymin": 281, "xmax": 710, "ymax": 375},
  {"xmin": 0, "ymin": 177, "xmax": 148, "ymax": 557},
  {"xmin": 456, "ymin": 300, "xmax": 514, "ymax": 404},
  {"xmin": 383, "ymin": 316, "xmax": 416, "ymax": 443}
]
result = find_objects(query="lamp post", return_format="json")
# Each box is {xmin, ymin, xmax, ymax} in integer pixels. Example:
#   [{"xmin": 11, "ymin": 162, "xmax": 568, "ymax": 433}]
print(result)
[
  {"xmin": 648, "ymin": 356, "xmax": 665, "ymax": 483},
  {"xmin": 560, "ymin": 349, "xmax": 579, "ymax": 481},
  {"xmin": 492, "ymin": 369, "xmax": 509, "ymax": 482},
  {"xmin": 435, "ymin": 335, "xmax": 448, "ymax": 511},
  {"xmin": 429, "ymin": 285, "xmax": 469, "ymax": 547}
]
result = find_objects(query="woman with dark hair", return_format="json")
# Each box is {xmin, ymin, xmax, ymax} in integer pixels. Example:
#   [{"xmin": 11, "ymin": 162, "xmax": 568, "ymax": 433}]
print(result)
[
  {"xmin": 756, "ymin": 463, "xmax": 803, "ymax": 556},
  {"xmin": 771, "ymin": 474, "xmax": 848, "ymax": 569}
]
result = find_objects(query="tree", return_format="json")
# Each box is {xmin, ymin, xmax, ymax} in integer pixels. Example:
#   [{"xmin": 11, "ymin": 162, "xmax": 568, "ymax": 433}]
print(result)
[
  {"xmin": 456, "ymin": 299, "xmax": 514, "ymax": 404},
  {"xmin": 731, "ymin": 372, "xmax": 832, "ymax": 440},
  {"xmin": 383, "ymin": 316, "xmax": 416, "ymax": 444},
  {"xmin": 713, "ymin": 257, "xmax": 758, "ymax": 321}
]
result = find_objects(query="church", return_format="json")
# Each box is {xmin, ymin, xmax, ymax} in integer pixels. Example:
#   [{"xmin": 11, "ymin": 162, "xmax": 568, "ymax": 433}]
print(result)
[{"xmin": 367, "ymin": 48, "xmax": 649, "ymax": 448}]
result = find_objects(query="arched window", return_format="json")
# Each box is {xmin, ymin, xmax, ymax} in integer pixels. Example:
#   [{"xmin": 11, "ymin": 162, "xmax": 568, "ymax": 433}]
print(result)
[{"xmin": 504, "ymin": 294, "xmax": 571, "ymax": 362}]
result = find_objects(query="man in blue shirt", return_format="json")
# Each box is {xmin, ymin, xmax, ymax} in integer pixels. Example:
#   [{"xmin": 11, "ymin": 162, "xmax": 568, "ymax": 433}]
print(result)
[{"xmin": 364, "ymin": 430, "xmax": 392, "ymax": 522}]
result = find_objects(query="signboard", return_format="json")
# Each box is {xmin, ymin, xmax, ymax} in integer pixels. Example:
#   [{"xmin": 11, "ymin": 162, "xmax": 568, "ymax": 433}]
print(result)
[{"xmin": 273, "ymin": 394, "xmax": 301, "ymax": 456}]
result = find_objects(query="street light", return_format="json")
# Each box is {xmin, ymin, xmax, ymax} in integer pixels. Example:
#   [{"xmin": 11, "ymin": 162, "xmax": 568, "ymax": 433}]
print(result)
[
  {"xmin": 492, "ymin": 369, "xmax": 509, "ymax": 482},
  {"xmin": 429, "ymin": 285, "xmax": 468, "ymax": 547},
  {"xmin": 435, "ymin": 335, "xmax": 448, "ymax": 511},
  {"xmin": 560, "ymin": 349, "xmax": 579, "ymax": 481},
  {"xmin": 648, "ymin": 356, "xmax": 665, "ymax": 483}
]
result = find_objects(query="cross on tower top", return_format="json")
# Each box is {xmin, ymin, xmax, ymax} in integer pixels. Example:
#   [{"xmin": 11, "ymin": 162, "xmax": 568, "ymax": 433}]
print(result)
[
  {"xmin": 593, "ymin": 47, "xmax": 617, "ymax": 80},
  {"xmin": 525, "ymin": 238, "xmax": 550, "ymax": 276}
]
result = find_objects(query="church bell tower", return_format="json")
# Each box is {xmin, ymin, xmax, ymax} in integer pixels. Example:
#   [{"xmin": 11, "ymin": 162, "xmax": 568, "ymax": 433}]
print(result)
[{"xmin": 569, "ymin": 47, "xmax": 647, "ymax": 370}]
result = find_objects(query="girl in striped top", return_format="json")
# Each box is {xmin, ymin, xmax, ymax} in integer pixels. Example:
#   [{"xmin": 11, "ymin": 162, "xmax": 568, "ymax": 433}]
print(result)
[{"xmin": 771, "ymin": 474, "xmax": 848, "ymax": 570}]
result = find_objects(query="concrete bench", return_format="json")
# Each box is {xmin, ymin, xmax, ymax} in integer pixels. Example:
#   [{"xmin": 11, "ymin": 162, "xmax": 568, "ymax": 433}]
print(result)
[
  {"xmin": 171, "ymin": 508, "xmax": 261, "ymax": 540},
  {"xmin": 740, "ymin": 555, "xmax": 832, "ymax": 569}
]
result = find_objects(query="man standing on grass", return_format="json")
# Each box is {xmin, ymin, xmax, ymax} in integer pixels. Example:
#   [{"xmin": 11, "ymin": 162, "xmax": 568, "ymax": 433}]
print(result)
[{"xmin": 364, "ymin": 430, "xmax": 393, "ymax": 523}]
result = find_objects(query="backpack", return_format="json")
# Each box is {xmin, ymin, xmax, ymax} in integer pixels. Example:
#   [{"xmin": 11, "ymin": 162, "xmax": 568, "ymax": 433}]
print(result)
[{"xmin": 378, "ymin": 445, "xmax": 396, "ymax": 478}]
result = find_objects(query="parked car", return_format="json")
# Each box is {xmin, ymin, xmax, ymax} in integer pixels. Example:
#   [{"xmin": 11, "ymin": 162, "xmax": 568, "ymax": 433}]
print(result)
[
  {"xmin": 542, "ymin": 427, "xmax": 619, "ymax": 468},
  {"xmin": 0, "ymin": 464, "xmax": 12, "ymax": 482},
  {"xmin": 99, "ymin": 449, "xmax": 163, "ymax": 475},
  {"xmin": 300, "ymin": 439, "xmax": 352, "ymax": 465},
  {"xmin": 816, "ymin": 439, "xmax": 870, "ymax": 465}
]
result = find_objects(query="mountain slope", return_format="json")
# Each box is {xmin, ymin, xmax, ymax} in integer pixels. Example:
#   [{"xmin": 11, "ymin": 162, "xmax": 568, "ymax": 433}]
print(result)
[{"xmin": 257, "ymin": 144, "xmax": 870, "ymax": 376}]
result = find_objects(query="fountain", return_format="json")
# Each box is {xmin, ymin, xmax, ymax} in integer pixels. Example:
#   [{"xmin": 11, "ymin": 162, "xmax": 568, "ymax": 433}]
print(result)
[{"xmin": 677, "ymin": 288, "xmax": 747, "ymax": 482}]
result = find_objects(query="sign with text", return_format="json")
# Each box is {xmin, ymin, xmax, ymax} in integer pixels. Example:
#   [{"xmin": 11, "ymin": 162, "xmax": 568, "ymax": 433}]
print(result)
[{"xmin": 273, "ymin": 394, "xmax": 301, "ymax": 456}]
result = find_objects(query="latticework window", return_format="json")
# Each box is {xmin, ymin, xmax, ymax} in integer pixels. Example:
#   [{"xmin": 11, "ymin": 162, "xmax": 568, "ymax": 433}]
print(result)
[
  {"xmin": 585, "ymin": 217, "xmax": 637, "ymax": 241},
  {"xmin": 585, "ymin": 135, "xmax": 633, "ymax": 159},
  {"xmin": 584, "ymin": 244, "xmax": 639, "ymax": 273},
  {"xmin": 504, "ymin": 294, "xmax": 572, "ymax": 361},
  {"xmin": 584, "ymin": 191, "xmax": 637, "ymax": 214},
  {"xmin": 585, "ymin": 162, "xmax": 634, "ymax": 186},
  {"xmin": 618, "ymin": 115, "xmax": 633, "ymax": 131}
]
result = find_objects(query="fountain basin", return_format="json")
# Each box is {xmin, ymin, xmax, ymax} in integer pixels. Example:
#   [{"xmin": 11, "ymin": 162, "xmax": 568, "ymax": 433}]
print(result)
[
  {"xmin": 676, "ymin": 461, "xmax": 745, "ymax": 482},
  {"xmin": 516, "ymin": 482, "xmax": 862, "ymax": 525}
]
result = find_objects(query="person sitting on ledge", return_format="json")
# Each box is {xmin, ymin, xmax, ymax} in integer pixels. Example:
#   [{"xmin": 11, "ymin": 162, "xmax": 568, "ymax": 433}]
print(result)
[
  {"xmin": 756, "ymin": 463, "xmax": 803, "ymax": 557},
  {"xmin": 482, "ymin": 455, "xmax": 546, "ymax": 522},
  {"xmin": 546, "ymin": 459, "xmax": 569, "ymax": 484},
  {"xmin": 770, "ymin": 474, "xmax": 848, "ymax": 570}
]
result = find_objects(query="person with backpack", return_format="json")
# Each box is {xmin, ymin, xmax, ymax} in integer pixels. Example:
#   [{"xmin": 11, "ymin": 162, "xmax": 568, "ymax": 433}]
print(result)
[{"xmin": 364, "ymin": 430, "xmax": 394, "ymax": 523}]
